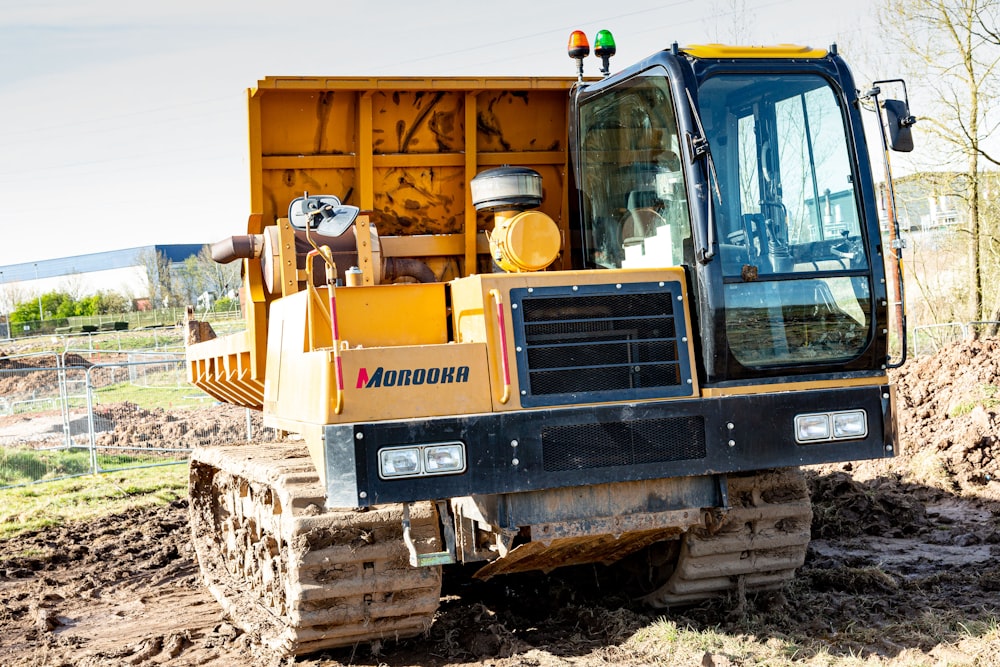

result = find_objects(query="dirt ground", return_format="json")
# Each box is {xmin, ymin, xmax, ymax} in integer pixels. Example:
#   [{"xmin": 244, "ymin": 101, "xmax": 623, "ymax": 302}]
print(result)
[{"xmin": 2, "ymin": 339, "xmax": 1000, "ymax": 666}]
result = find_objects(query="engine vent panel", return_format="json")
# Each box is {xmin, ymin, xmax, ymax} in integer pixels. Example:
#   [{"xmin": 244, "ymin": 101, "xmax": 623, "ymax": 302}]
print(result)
[{"xmin": 510, "ymin": 281, "xmax": 694, "ymax": 407}]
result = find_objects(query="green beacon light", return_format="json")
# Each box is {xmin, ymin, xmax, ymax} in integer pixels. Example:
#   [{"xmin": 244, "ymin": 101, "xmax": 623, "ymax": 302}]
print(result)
[
  {"xmin": 594, "ymin": 29, "xmax": 616, "ymax": 77},
  {"xmin": 568, "ymin": 30, "xmax": 590, "ymax": 82}
]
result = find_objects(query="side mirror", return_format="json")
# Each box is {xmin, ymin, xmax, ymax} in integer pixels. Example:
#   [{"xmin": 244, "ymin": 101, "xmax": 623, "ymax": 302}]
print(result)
[
  {"xmin": 288, "ymin": 195, "xmax": 360, "ymax": 237},
  {"xmin": 883, "ymin": 99, "xmax": 915, "ymax": 153}
]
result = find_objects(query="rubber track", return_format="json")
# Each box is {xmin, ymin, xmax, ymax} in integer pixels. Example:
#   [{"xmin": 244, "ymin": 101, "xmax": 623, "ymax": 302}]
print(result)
[
  {"xmin": 188, "ymin": 443, "xmax": 443, "ymax": 656},
  {"xmin": 641, "ymin": 468, "xmax": 812, "ymax": 607}
]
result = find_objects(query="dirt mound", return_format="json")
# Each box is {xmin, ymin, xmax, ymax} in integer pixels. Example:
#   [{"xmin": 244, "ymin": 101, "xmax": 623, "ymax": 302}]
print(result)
[
  {"xmin": 0, "ymin": 351, "xmax": 91, "ymax": 369},
  {"xmin": 90, "ymin": 402, "xmax": 270, "ymax": 450},
  {"xmin": 807, "ymin": 471, "xmax": 932, "ymax": 539},
  {"xmin": 888, "ymin": 337, "xmax": 1000, "ymax": 497},
  {"xmin": 0, "ymin": 350, "xmax": 103, "ymax": 400}
]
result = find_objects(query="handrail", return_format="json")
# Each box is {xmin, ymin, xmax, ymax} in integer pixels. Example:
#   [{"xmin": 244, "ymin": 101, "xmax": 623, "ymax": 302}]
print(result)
[
  {"xmin": 868, "ymin": 82, "xmax": 909, "ymax": 369},
  {"xmin": 303, "ymin": 249, "xmax": 334, "ymax": 349},
  {"xmin": 329, "ymin": 286, "xmax": 345, "ymax": 415},
  {"xmin": 304, "ymin": 247, "xmax": 343, "ymax": 414},
  {"xmin": 488, "ymin": 289, "xmax": 511, "ymax": 404}
]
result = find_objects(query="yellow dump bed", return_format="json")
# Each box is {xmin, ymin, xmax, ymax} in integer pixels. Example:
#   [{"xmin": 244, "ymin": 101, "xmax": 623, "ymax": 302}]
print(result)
[
  {"xmin": 189, "ymin": 76, "xmax": 579, "ymax": 409},
  {"xmin": 246, "ymin": 76, "xmax": 577, "ymax": 272}
]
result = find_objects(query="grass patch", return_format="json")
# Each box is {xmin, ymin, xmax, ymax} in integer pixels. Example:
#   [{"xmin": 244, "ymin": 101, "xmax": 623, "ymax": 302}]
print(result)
[
  {"xmin": 616, "ymin": 605, "xmax": 1000, "ymax": 666},
  {"xmin": 623, "ymin": 618, "xmax": 827, "ymax": 666},
  {"xmin": 0, "ymin": 464, "xmax": 188, "ymax": 540},
  {"xmin": 90, "ymin": 333, "xmax": 185, "ymax": 351},
  {"xmin": 94, "ymin": 383, "xmax": 212, "ymax": 410},
  {"xmin": 947, "ymin": 383, "xmax": 1000, "ymax": 418},
  {"xmin": 903, "ymin": 448, "xmax": 959, "ymax": 492},
  {"xmin": 1, "ymin": 446, "xmax": 187, "ymax": 487},
  {"xmin": 958, "ymin": 616, "xmax": 1000, "ymax": 640},
  {"xmin": 0, "ymin": 447, "xmax": 95, "ymax": 486}
]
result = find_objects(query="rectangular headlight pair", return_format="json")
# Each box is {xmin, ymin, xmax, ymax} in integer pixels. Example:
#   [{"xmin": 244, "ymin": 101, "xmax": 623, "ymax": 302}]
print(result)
[
  {"xmin": 378, "ymin": 442, "xmax": 467, "ymax": 479},
  {"xmin": 794, "ymin": 409, "xmax": 868, "ymax": 443}
]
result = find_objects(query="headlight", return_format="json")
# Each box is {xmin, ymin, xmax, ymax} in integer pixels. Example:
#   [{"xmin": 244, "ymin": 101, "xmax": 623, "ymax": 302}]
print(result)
[
  {"xmin": 795, "ymin": 409, "xmax": 868, "ymax": 443},
  {"xmin": 379, "ymin": 447, "xmax": 420, "ymax": 477},
  {"xmin": 378, "ymin": 442, "xmax": 467, "ymax": 479},
  {"xmin": 832, "ymin": 410, "xmax": 868, "ymax": 439},
  {"xmin": 795, "ymin": 414, "xmax": 830, "ymax": 442},
  {"xmin": 424, "ymin": 444, "xmax": 466, "ymax": 474}
]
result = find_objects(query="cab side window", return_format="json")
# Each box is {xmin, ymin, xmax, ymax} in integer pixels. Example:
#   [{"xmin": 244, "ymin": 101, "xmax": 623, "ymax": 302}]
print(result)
[{"xmin": 577, "ymin": 74, "xmax": 692, "ymax": 270}]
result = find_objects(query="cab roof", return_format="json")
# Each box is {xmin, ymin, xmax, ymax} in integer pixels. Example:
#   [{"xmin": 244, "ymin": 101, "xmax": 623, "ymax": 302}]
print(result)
[{"xmin": 681, "ymin": 44, "xmax": 828, "ymax": 59}]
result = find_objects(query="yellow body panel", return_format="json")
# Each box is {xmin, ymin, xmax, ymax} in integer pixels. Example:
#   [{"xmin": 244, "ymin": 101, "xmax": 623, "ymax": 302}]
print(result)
[
  {"xmin": 263, "ymin": 347, "xmax": 334, "ymax": 427},
  {"xmin": 334, "ymin": 283, "xmax": 448, "ymax": 348},
  {"xmin": 262, "ymin": 290, "xmax": 318, "ymax": 419},
  {"xmin": 682, "ymin": 44, "xmax": 827, "ymax": 59},
  {"xmin": 262, "ymin": 285, "xmax": 490, "ymax": 428},
  {"xmin": 263, "ymin": 342, "xmax": 492, "ymax": 429},
  {"xmin": 260, "ymin": 266, "xmax": 703, "ymax": 427},
  {"xmin": 339, "ymin": 344, "xmax": 492, "ymax": 421}
]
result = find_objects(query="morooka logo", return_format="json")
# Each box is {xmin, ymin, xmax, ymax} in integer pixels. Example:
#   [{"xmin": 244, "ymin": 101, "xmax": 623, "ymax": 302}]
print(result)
[{"xmin": 356, "ymin": 366, "xmax": 471, "ymax": 388}]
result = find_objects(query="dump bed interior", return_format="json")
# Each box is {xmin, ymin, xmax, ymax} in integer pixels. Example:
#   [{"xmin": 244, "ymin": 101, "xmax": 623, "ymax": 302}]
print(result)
[{"xmin": 245, "ymin": 76, "xmax": 577, "ymax": 274}]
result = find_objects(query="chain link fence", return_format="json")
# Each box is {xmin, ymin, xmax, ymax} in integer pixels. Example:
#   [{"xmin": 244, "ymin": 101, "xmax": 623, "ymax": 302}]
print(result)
[{"xmin": 0, "ymin": 355, "xmax": 278, "ymax": 489}]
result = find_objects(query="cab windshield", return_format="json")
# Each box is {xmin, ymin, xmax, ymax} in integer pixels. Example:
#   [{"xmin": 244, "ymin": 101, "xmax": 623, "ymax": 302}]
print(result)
[{"xmin": 697, "ymin": 73, "xmax": 872, "ymax": 368}]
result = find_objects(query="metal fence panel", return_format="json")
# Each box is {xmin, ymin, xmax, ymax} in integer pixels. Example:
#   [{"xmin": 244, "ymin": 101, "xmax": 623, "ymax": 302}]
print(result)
[
  {"xmin": 126, "ymin": 352, "xmax": 188, "ymax": 387},
  {"xmin": 0, "ymin": 362, "xmax": 89, "ymax": 486},
  {"xmin": 0, "ymin": 358, "xmax": 281, "ymax": 489},
  {"xmin": 911, "ymin": 321, "xmax": 1000, "ymax": 356},
  {"xmin": 912, "ymin": 323, "xmax": 969, "ymax": 357}
]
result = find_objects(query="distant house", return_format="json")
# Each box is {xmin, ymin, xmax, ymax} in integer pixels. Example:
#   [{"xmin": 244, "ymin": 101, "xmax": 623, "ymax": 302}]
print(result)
[{"xmin": 880, "ymin": 171, "xmax": 999, "ymax": 232}]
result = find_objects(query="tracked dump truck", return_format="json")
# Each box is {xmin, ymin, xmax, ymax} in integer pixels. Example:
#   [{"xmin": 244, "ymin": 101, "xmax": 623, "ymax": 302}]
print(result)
[{"xmin": 186, "ymin": 33, "xmax": 914, "ymax": 655}]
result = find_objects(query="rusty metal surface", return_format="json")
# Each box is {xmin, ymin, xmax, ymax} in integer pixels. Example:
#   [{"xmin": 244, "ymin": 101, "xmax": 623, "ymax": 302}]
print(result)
[
  {"xmin": 451, "ymin": 475, "xmax": 719, "ymax": 578},
  {"xmin": 253, "ymin": 82, "xmax": 571, "ymax": 246},
  {"xmin": 472, "ymin": 525, "xmax": 686, "ymax": 579},
  {"xmin": 491, "ymin": 472, "xmax": 717, "ymax": 527}
]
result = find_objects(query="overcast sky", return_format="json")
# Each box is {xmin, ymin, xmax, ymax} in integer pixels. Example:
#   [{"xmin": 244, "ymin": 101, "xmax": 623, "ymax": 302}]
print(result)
[{"xmin": 0, "ymin": 0, "xmax": 886, "ymax": 268}]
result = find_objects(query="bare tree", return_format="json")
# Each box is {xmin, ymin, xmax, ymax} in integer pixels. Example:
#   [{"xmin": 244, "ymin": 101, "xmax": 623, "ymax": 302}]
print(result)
[
  {"xmin": 195, "ymin": 245, "xmax": 240, "ymax": 299},
  {"xmin": 707, "ymin": 0, "xmax": 753, "ymax": 43},
  {"xmin": 174, "ymin": 246, "xmax": 240, "ymax": 308},
  {"xmin": 880, "ymin": 0, "xmax": 1000, "ymax": 322},
  {"xmin": 136, "ymin": 248, "xmax": 178, "ymax": 308}
]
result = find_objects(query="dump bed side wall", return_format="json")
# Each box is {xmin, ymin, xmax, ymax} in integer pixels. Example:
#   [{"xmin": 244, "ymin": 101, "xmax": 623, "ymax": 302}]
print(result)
[{"xmin": 247, "ymin": 77, "xmax": 577, "ymax": 273}]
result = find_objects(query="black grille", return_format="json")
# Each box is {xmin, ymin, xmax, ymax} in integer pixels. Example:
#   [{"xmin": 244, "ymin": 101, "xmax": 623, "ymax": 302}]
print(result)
[
  {"xmin": 541, "ymin": 416, "xmax": 706, "ymax": 472},
  {"xmin": 513, "ymin": 284, "xmax": 690, "ymax": 406}
]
